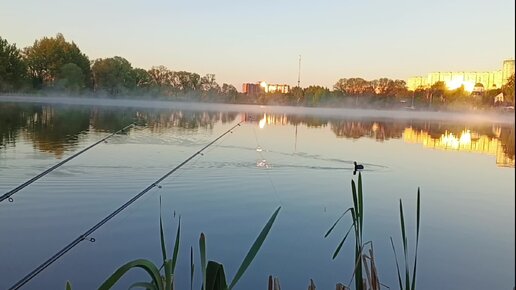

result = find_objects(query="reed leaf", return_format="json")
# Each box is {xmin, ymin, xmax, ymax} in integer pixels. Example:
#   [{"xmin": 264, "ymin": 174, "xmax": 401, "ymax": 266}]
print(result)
[
  {"xmin": 171, "ymin": 216, "xmax": 181, "ymax": 274},
  {"xmin": 228, "ymin": 206, "xmax": 281, "ymax": 290},
  {"xmin": 357, "ymin": 173, "xmax": 363, "ymax": 235},
  {"xmin": 345, "ymin": 241, "xmax": 371, "ymax": 290},
  {"xmin": 362, "ymin": 254, "xmax": 372, "ymax": 290},
  {"xmin": 411, "ymin": 188, "xmax": 421, "ymax": 290},
  {"xmin": 164, "ymin": 259, "xmax": 173, "ymax": 290},
  {"xmin": 159, "ymin": 197, "xmax": 167, "ymax": 265},
  {"xmin": 65, "ymin": 281, "xmax": 72, "ymax": 290},
  {"xmin": 190, "ymin": 246, "xmax": 194, "ymax": 290},
  {"xmin": 354, "ymin": 247, "xmax": 363, "ymax": 290},
  {"xmin": 332, "ymin": 223, "xmax": 354, "ymax": 259},
  {"xmin": 390, "ymin": 237, "xmax": 403, "ymax": 290},
  {"xmin": 399, "ymin": 199, "xmax": 410, "ymax": 290},
  {"xmin": 369, "ymin": 248, "xmax": 380, "ymax": 290},
  {"xmin": 200, "ymin": 233, "xmax": 207, "ymax": 290},
  {"xmin": 98, "ymin": 259, "xmax": 164, "ymax": 290},
  {"xmin": 325, "ymin": 208, "xmax": 352, "ymax": 238},
  {"xmin": 351, "ymin": 180, "xmax": 359, "ymax": 220},
  {"xmin": 205, "ymin": 261, "xmax": 228, "ymax": 290}
]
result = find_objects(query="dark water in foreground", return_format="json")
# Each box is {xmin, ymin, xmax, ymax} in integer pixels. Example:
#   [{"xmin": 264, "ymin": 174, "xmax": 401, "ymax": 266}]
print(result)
[{"xmin": 0, "ymin": 101, "xmax": 514, "ymax": 290}]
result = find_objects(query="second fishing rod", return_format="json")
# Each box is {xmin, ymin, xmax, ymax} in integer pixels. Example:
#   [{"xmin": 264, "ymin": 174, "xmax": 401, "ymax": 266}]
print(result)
[{"xmin": 8, "ymin": 120, "xmax": 244, "ymax": 290}]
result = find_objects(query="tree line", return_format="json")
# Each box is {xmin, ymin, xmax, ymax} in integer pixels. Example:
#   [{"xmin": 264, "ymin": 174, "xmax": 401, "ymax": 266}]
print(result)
[
  {"xmin": 1, "ymin": 33, "xmax": 514, "ymax": 108},
  {"xmin": 0, "ymin": 34, "xmax": 239, "ymax": 101}
]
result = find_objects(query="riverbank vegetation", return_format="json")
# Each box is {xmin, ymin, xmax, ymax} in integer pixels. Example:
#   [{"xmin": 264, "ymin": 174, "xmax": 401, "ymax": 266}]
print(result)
[{"xmin": 1, "ymin": 34, "xmax": 514, "ymax": 110}]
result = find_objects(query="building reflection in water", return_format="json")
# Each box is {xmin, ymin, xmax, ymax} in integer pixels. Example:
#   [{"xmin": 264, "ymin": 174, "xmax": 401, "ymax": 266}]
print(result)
[
  {"xmin": 403, "ymin": 127, "xmax": 515, "ymax": 167},
  {"xmin": 244, "ymin": 112, "xmax": 514, "ymax": 168}
]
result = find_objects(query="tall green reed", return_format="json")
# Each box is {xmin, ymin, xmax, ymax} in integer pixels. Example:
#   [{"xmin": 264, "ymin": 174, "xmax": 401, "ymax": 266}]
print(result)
[
  {"xmin": 325, "ymin": 172, "xmax": 368, "ymax": 289},
  {"xmin": 325, "ymin": 173, "xmax": 421, "ymax": 290},
  {"xmin": 199, "ymin": 206, "xmax": 281, "ymax": 290},
  {"xmin": 390, "ymin": 188, "xmax": 421, "ymax": 290},
  {"xmin": 98, "ymin": 197, "xmax": 181, "ymax": 290},
  {"xmin": 67, "ymin": 200, "xmax": 281, "ymax": 290}
]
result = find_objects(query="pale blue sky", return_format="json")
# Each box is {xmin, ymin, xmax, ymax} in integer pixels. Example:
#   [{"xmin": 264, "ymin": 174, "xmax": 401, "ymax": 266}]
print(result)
[{"xmin": 1, "ymin": 0, "xmax": 514, "ymax": 89}]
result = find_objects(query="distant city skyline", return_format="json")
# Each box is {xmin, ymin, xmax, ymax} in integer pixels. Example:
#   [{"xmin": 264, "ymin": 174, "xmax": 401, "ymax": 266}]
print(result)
[
  {"xmin": 1, "ymin": 0, "xmax": 514, "ymax": 89},
  {"xmin": 407, "ymin": 59, "xmax": 515, "ymax": 91}
]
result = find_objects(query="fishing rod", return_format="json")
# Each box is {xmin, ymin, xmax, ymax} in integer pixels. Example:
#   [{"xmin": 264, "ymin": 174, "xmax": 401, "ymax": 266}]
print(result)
[
  {"xmin": 8, "ymin": 120, "xmax": 243, "ymax": 290},
  {"xmin": 0, "ymin": 123, "xmax": 135, "ymax": 204}
]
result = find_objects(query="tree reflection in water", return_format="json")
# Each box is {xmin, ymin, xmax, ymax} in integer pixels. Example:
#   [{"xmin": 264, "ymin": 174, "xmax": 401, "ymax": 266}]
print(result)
[{"xmin": 0, "ymin": 104, "xmax": 513, "ymax": 167}]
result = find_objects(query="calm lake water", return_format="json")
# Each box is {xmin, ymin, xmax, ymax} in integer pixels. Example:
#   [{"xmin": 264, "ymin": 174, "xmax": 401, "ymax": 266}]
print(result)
[{"xmin": 0, "ymin": 99, "xmax": 514, "ymax": 290}]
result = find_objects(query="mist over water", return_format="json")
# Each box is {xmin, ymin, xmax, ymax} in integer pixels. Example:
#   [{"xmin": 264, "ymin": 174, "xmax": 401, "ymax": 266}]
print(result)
[{"xmin": 1, "ymin": 95, "xmax": 514, "ymax": 124}]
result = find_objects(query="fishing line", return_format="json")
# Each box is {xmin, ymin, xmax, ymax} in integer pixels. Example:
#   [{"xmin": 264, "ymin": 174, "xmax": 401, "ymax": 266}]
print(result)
[
  {"xmin": 251, "ymin": 124, "xmax": 284, "ymax": 207},
  {"xmin": 0, "ymin": 123, "xmax": 135, "ymax": 204},
  {"xmin": 8, "ymin": 120, "xmax": 244, "ymax": 290},
  {"xmin": 157, "ymin": 124, "xmax": 238, "ymax": 213}
]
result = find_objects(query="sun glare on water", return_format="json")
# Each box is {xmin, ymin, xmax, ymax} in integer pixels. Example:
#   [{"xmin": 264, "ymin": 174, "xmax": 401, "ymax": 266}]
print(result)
[
  {"xmin": 440, "ymin": 129, "xmax": 472, "ymax": 149},
  {"xmin": 259, "ymin": 113, "xmax": 267, "ymax": 129}
]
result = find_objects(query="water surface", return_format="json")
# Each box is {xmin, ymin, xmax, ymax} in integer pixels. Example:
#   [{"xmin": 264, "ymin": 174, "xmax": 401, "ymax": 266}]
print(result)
[{"xmin": 0, "ymin": 101, "xmax": 514, "ymax": 290}]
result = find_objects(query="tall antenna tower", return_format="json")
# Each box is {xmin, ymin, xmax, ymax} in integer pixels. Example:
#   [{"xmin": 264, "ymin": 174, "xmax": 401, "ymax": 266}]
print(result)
[{"xmin": 297, "ymin": 54, "xmax": 301, "ymax": 87}]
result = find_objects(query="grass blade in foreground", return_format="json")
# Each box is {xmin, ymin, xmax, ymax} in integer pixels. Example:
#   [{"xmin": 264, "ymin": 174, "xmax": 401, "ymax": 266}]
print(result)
[
  {"xmin": 411, "ymin": 188, "xmax": 421, "ymax": 290},
  {"xmin": 164, "ymin": 259, "xmax": 172, "ymax": 290},
  {"xmin": 332, "ymin": 223, "xmax": 354, "ymax": 260},
  {"xmin": 171, "ymin": 216, "xmax": 181, "ymax": 274},
  {"xmin": 190, "ymin": 247, "xmax": 195, "ymax": 290},
  {"xmin": 98, "ymin": 259, "xmax": 164, "ymax": 290},
  {"xmin": 390, "ymin": 236, "xmax": 403, "ymax": 290},
  {"xmin": 400, "ymin": 199, "xmax": 410, "ymax": 290},
  {"xmin": 200, "ymin": 233, "xmax": 207, "ymax": 290},
  {"xmin": 358, "ymin": 173, "xmax": 363, "ymax": 235},
  {"xmin": 228, "ymin": 206, "xmax": 281, "ymax": 290},
  {"xmin": 206, "ymin": 261, "xmax": 228, "ymax": 290},
  {"xmin": 159, "ymin": 197, "xmax": 167, "ymax": 264},
  {"xmin": 391, "ymin": 188, "xmax": 422, "ymax": 290},
  {"xmin": 324, "ymin": 208, "xmax": 352, "ymax": 238}
]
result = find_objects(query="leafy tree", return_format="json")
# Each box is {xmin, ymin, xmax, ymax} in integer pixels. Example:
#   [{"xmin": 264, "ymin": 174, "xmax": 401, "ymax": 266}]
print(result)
[
  {"xmin": 201, "ymin": 73, "xmax": 221, "ymax": 95},
  {"xmin": 429, "ymin": 81, "xmax": 446, "ymax": 104},
  {"xmin": 148, "ymin": 66, "xmax": 173, "ymax": 87},
  {"xmin": 371, "ymin": 78, "xmax": 392, "ymax": 95},
  {"xmin": 147, "ymin": 66, "xmax": 175, "ymax": 95},
  {"xmin": 172, "ymin": 71, "xmax": 202, "ymax": 93},
  {"xmin": 333, "ymin": 78, "xmax": 373, "ymax": 96},
  {"xmin": 392, "ymin": 80, "xmax": 408, "ymax": 97},
  {"xmin": 221, "ymin": 83, "xmax": 238, "ymax": 102},
  {"xmin": 23, "ymin": 33, "xmax": 91, "ymax": 89},
  {"xmin": 444, "ymin": 85, "xmax": 467, "ymax": 103},
  {"xmin": 304, "ymin": 85, "xmax": 330, "ymax": 106},
  {"xmin": 133, "ymin": 68, "xmax": 152, "ymax": 89},
  {"xmin": 0, "ymin": 36, "xmax": 27, "ymax": 91},
  {"xmin": 56, "ymin": 63, "xmax": 85, "ymax": 93},
  {"xmin": 333, "ymin": 78, "xmax": 347, "ymax": 92},
  {"xmin": 290, "ymin": 86, "xmax": 304, "ymax": 104},
  {"xmin": 92, "ymin": 56, "xmax": 136, "ymax": 96}
]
